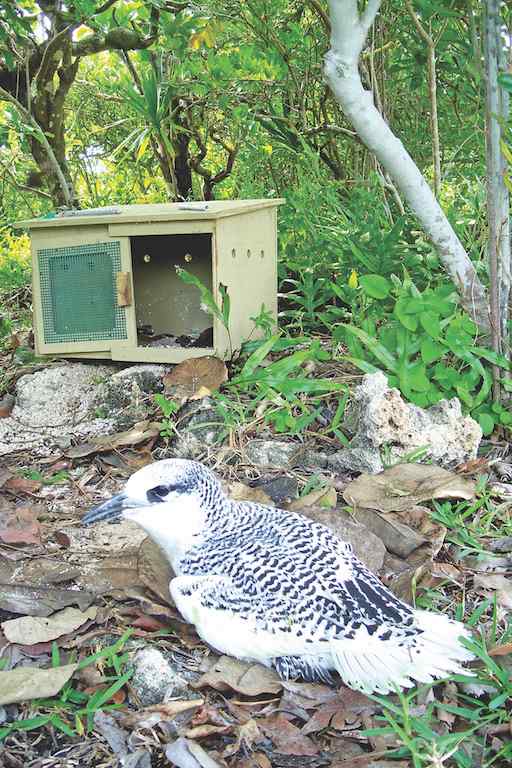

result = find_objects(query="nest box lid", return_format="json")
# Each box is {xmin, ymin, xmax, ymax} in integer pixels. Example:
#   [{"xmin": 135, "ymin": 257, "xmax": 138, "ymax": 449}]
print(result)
[{"xmin": 15, "ymin": 199, "xmax": 285, "ymax": 230}]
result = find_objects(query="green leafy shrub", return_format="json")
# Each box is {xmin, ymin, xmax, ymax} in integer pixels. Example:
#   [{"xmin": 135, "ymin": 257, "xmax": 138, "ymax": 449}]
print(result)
[
  {"xmin": 337, "ymin": 275, "xmax": 511, "ymax": 435},
  {"xmin": 0, "ymin": 231, "xmax": 31, "ymax": 296},
  {"xmin": 278, "ymin": 155, "xmax": 440, "ymax": 333}
]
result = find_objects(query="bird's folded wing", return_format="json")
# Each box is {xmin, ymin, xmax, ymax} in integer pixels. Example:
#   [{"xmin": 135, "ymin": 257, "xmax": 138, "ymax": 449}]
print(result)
[{"xmin": 181, "ymin": 535, "xmax": 413, "ymax": 640}]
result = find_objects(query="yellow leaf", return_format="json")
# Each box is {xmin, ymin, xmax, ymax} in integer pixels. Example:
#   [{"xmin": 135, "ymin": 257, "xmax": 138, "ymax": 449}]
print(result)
[
  {"xmin": 348, "ymin": 269, "xmax": 358, "ymax": 289},
  {"xmin": 136, "ymin": 132, "xmax": 151, "ymax": 161},
  {"xmin": 203, "ymin": 26, "xmax": 216, "ymax": 47},
  {"xmin": 74, "ymin": 25, "xmax": 92, "ymax": 40},
  {"xmin": 189, "ymin": 32, "xmax": 202, "ymax": 50},
  {"xmin": 189, "ymin": 26, "xmax": 216, "ymax": 50},
  {"xmin": 262, "ymin": 144, "xmax": 273, "ymax": 155}
]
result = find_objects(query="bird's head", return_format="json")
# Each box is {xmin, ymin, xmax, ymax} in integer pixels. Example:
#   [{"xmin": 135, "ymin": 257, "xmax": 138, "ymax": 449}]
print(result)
[{"xmin": 82, "ymin": 459, "xmax": 224, "ymax": 564}]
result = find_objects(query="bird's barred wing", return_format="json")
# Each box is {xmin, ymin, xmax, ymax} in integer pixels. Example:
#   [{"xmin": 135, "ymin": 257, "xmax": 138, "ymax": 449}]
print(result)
[{"xmin": 180, "ymin": 533, "xmax": 414, "ymax": 642}]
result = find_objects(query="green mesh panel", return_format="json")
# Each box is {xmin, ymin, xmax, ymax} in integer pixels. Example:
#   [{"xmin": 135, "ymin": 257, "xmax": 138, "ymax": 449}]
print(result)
[{"xmin": 38, "ymin": 241, "xmax": 128, "ymax": 344}]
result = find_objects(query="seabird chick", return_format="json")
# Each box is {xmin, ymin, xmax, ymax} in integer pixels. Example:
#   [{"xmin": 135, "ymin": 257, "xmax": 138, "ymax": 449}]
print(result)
[{"xmin": 82, "ymin": 459, "xmax": 474, "ymax": 693}]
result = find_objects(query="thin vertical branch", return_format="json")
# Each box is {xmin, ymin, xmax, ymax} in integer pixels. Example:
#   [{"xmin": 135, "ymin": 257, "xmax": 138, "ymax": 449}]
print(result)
[
  {"xmin": 484, "ymin": 0, "xmax": 507, "ymax": 399},
  {"xmin": 404, "ymin": 0, "xmax": 442, "ymax": 199}
]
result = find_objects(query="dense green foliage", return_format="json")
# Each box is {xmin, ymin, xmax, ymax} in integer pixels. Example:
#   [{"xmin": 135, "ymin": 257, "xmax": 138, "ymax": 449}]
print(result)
[{"xmin": 0, "ymin": 0, "xmax": 510, "ymax": 406}]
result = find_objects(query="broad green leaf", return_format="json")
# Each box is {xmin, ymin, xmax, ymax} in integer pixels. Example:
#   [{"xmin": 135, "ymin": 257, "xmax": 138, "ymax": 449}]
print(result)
[
  {"xmin": 419, "ymin": 310, "xmax": 441, "ymax": 339},
  {"xmin": 456, "ymin": 385, "xmax": 474, "ymax": 408},
  {"xmin": 342, "ymin": 356, "xmax": 380, "ymax": 374},
  {"xmin": 359, "ymin": 274, "xmax": 391, "ymax": 299},
  {"xmin": 341, "ymin": 324, "xmax": 397, "ymax": 373},
  {"xmin": 473, "ymin": 347, "xmax": 512, "ymax": 370},
  {"xmin": 394, "ymin": 298, "xmax": 418, "ymax": 331},
  {"xmin": 498, "ymin": 73, "xmax": 512, "ymax": 93},
  {"xmin": 421, "ymin": 337, "xmax": 445, "ymax": 365},
  {"xmin": 401, "ymin": 362, "xmax": 430, "ymax": 393},
  {"xmin": 239, "ymin": 334, "xmax": 280, "ymax": 377},
  {"xmin": 478, "ymin": 413, "xmax": 495, "ymax": 436}
]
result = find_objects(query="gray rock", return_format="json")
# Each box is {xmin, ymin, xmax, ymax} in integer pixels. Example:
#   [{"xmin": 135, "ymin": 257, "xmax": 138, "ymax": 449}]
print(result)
[
  {"xmin": 298, "ymin": 506, "xmax": 386, "ymax": 573},
  {"xmin": 101, "ymin": 364, "xmax": 167, "ymax": 430},
  {"xmin": 245, "ymin": 439, "xmax": 304, "ymax": 468},
  {"xmin": 165, "ymin": 397, "xmax": 225, "ymax": 460},
  {"xmin": 253, "ymin": 475, "xmax": 298, "ymax": 505},
  {"xmin": 131, "ymin": 647, "xmax": 188, "ymax": 706},
  {"xmin": 0, "ymin": 363, "xmax": 168, "ymax": 457},
  {"xmin": 329, "ymin": 372, "xmax": 481, "ymax": 474},
  {"xmin": 301, "ymin": 449, "xmax": 329, "ymax": 469}
]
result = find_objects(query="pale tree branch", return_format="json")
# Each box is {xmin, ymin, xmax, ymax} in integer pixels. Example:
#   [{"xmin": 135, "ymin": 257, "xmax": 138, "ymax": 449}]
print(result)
[
  {"xmin": 360, "ymin": 0, "xmax": 383, "ymax": 35},
  {"xmin": 324, "ymin": 0, "xmax": 490, "ymax": 330}
]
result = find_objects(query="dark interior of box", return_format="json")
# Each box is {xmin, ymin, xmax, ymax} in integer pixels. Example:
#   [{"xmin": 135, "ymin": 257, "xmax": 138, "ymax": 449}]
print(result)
[{"xmin": 131, "ymin": 234, "xmax": 213, "ymax": 349}]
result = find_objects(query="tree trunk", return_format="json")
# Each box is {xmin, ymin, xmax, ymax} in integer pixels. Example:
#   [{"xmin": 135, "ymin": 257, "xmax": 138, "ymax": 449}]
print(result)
[
  {"xmin": 484, "ymin": 0, "xmax": 511, "ymax": 395},
  {"xmin": 426, "ymin": 43, "xmax": 441, "ymax": 200},
  {"xmin": 174, "ymin": 123, "xmax": 193, "ymax": 200},
  {"xmin": 324, "ymin": 0, "xmax": 490, "ymax": 331}
]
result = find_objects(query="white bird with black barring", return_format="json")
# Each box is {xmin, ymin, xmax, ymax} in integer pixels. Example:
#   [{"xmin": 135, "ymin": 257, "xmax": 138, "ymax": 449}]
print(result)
[{"xmin": 82, "ymin": 458, "xmax": 474, "ymax": 694}]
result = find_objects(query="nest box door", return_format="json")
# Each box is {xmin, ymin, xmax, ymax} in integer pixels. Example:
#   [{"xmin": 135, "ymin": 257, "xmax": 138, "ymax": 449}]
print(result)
[{"xmin": 35, "ymin": 239, "xmax": 133, "ymax": 354}]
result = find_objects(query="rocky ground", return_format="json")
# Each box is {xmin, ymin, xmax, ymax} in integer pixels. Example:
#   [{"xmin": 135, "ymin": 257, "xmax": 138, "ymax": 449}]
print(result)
[{"xmin": 1, "ymin": 356, "xmax": 512, "ymax": 768}]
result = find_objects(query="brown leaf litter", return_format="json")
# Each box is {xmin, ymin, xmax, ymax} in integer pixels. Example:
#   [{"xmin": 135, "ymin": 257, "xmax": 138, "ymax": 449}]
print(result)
[
  {"xmin": 1, "ymin": 606, "xmax": 97, "ymax": 644},
  {"xmin": 192, "ymin": 656, "xmax": 283, "ymax": 696},
  {"xmin": 163, "ymin": 355, "xmax": 228, "ymax": 402},
  {"xmin": 64, "ymin": 419, "xmax": 161, "ymax": 459},
  {"xmin": 0, "ymin": 496, "xmax": 42, "ymax": 545},
  {"xmin": 0, "ymin": 663, "xmax": 77, "ymax": 706}
]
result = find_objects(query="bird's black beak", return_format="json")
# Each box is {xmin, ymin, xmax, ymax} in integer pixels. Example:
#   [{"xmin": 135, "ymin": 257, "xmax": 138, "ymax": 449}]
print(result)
[{"xmin": 82, "ymin": 493, "xmax": 127, "ymax": 525}]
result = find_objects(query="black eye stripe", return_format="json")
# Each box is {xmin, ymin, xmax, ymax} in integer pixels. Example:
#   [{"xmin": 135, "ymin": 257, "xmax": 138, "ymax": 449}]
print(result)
[{"xmin": 147, "ymin": 485, "xmax": 171, "ymax": 503}]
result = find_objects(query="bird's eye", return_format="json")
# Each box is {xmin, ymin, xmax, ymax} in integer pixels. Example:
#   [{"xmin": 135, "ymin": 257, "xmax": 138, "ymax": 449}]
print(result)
[{"xmin": 147, "ymin": 485, "xmax": 171, "ymax": 503}]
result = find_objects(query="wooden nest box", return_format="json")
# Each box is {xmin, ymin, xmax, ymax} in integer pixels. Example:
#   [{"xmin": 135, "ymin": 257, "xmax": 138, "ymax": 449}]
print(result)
[{"xmin": 17, "ymin": 199, "xmax": 283, "ymax": 363}]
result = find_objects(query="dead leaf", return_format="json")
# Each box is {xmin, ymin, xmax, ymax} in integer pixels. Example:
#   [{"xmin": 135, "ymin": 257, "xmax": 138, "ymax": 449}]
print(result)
[
  {"xmin": 281, "ymin": 680, "xmax": 338, "ymax": 706},
  {"xmin": 184, "ymin": 724, "xmax": 232, "ymax": 739},
  {"xmin": 0, "ymin": 469, "xmax": 13, "ymax": 488},
  {"xmin": 474, "ymin": 574, "xmax": 512, "ymax": 608},
  {"xmin": 0, "ymin": 663, "xmax": 77, "ymax": 705},
  {"xmin": 223, "ymin": 720, "xmax": 262, "ymax": 758},
  {"xmin": 455, "ymin": 457, "xmax": 490, "ymax": 475},
  {"xmin": 163, "ymin": 356, "xmax": 228, "ymax": 402},
  {"xmin": 1, "ymin": 606, "xmax": 97, "ymax": 645},
  {"xmin": 65, "ymin": 420, "xmax": 161, "ymax": 459},
  {"xmin": 137, "ymin": 536, "xmax": 174, "ymax": 605},
  {"xmin": 301, "ymin": 687, "xmax": 373, "ymax": 735},
  {"xmin": 53, "ymin": 531, "xmax": 71, "ymax": 548},
  {"xmin": 0, "ymin": 498, "xmax": 41, "ymax": 545},
  {"xmin": 165, "ymin": 737, "xmax": 222, "ymax": 768},
  {"xmin": 289, "ymin": 486, "xmax": 337, "ymax": 510},
  {"xmin": 488, "ymin": 536, "xmax": 512, "ymax": 553},
  {"xmin": 489, "ymin": 643, "xmax": 512, "ymax": 657},
  {"xmin": 350, "ymin": 506, "xmax": 427, "ymax": 558},
  {"xmin": 226, "ymin": 482, "xmax": 274, "ymax": 506},
  {"xmin": 192, "ymin": 656, "xmax": 282, "ymax": 696},
  {"xmin": 6, "ymin": 557, "xmax": 80, "ymax": 586},
  {"xmin": 0, "ymin": 394, "xmax": 15, "ymax": 418},
  {"xmin": 93, "ymin": 711, "xmax": 128, "ymax": 757},
  {"xmin": 343, "ymin": 464, "xmax": 475, "ymax": 513},
  {"xmin": 132, "ymin": 614, "xmax": 169, "ymax": 632},
  {"xmin": 4, "ymin": 475, "xmax": 42, "ymax": 494},
  {"xmin": 0, "ymin": 583, "xmax": 95, "ymax": 617},
  {"xmin": 437, "ymin": 681, "xmax": 458, "ymax": 728},
  {"xmin": 118, "ymin": 700, "xmax": 203, "ymax": 730},
  {"xmin": 421, "ymin": 562, "xmax": 463, "ymax": 590},
  {"xmin": 258, "ymin": 714, "xmax": 318, "ymax": 756}
]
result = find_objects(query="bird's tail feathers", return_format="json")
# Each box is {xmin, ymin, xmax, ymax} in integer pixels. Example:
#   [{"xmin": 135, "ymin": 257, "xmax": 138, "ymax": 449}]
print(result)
[{"xmin": 330, "ymin": 610, "xmax": 474, "ymax": 695}]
